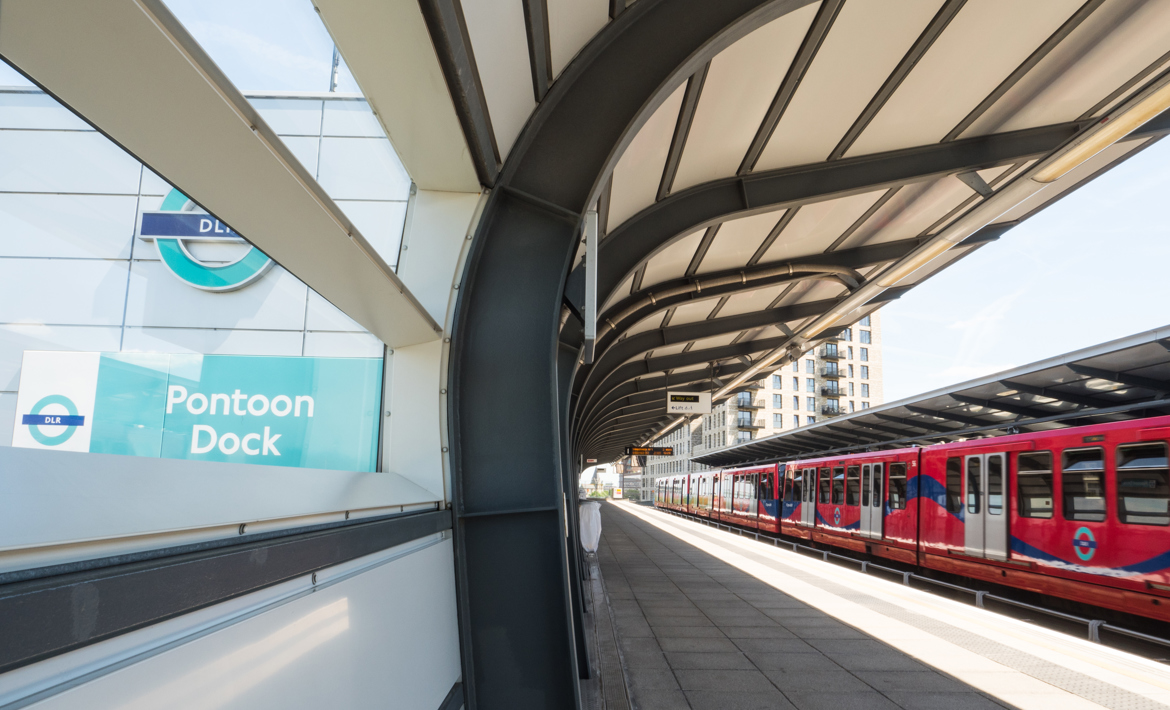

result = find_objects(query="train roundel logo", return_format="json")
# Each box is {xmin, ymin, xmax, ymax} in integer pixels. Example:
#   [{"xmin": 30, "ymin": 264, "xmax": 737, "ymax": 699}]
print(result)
[
  {"xmin": 21, "ymin": 394, "xmax": 84, "ymax": 446},
  {"xmin": 834, "ymin": 507, "xmax": 841, "ymax": 526},
  {"xmin": 1072, "ymin": 527, "xmax": 1097, "ymax": 562},
  {"xmin": 137, "ymin": 189, "xmax": 273, "ymax": 292}
]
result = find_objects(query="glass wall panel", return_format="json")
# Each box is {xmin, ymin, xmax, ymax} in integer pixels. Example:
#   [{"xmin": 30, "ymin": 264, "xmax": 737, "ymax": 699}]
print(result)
[
  {"xmin": 322, "ymin": 100, "xmax": 386, "ymax": 137},
  {"xmin": 0, "ymin": 193, "xmax": 139, "ymax": 259},
  {"xmin": 251, "ymin": 97, "xmax": 325, "ymax": 135},
  {"xmin": 317, "ymin": 137, "xmax": 412, "ymax": 200},
  {"xmin": 0, "ymin": 130, "xmax": 141, "ymax": 194},
  {"xmin": 0, "ymin": 91, "xmax": 92, "ymax": 130}
]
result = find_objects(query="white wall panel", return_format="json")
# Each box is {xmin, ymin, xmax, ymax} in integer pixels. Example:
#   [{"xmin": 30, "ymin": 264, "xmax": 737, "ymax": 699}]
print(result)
[
  {"xmin": 847, "ymin": 0, "xmax": 1082, "ymax": 157},
  {"xmin": 20, "ymin": 540, "xmax": 460, "ymax": 710},
  {"xmin": 139, "ymin": 169, "xmax": 172, "ymax": 196},
  {"xmin": 120, "ymin": 327, "xmax": 304, "ymax": 357},
  {"xmin": 672, "ymin": 5, "xmax": 818, "ymax": 191},
  {"xmin": 756, "ymin": 0, "xmax": 941, "ymax": 170},
  {"xmin": 317, "ymin": 137, "xmax": 412, "ymax": 200},
  {"xmin": 124, "ymin": 261, "xmax": 308, "ymax": 331},
  {"xmin": 0, "ymin": 258, "xmax": 128, "ymax": 326},
  {"xmin": 0, "ymin": 391, "xmax": 14, "ymax": 447},
  {"xmin": 0, "ymin": 90, "xmax": 91, "ymax": 130},
  {"xmin": 460, "ymin": 0, "xmax": 536, "ymax": 159},
  {"xmin": 695, "ymin": 209, "xmax": 783, "ymax": 274},
  {"xmin": 607, "ymin": 84, "xmax": 685, "ymax": 229},
  {"xmin": 322, "ymin": 100, "xmax": 385, "ymax": 137},
  {"xmin": 305, "ymin": 291, "xmax": 365, "ymax": 332},
  {"xmin": 396, "ymin": 190, "xmax": 483, "ymax": 323},
  {"xmin": 249, "ymin": 98, "xmax": 324, "ymax": 136},
  {"xmin": 302, "ymin": 331, "xmax": 384, "ymax": 358},
  {"xmin": 547, "ymin": 0, "xmax": 608, "ymax": 78},
  {"xmin": 335, "ymin": 199, "xmax": 408, "ymax": 267},
  {"xmin": 0, "ymin": 324, "xmax": 122, "ymax": 390},
  {"xmin": 279, "ymin": 135, "xmax": 321, "ymax": 179},
  {"xmin": 386, "ymin": 340, "xmax": 444, "ymax": 498},
  {"xmin": 0, "ymin": 130, "xmax": 141, "ymax": 194},
  {"xmin": 0, "ymin": 193, "xmax": 138, "ymax": 258}
]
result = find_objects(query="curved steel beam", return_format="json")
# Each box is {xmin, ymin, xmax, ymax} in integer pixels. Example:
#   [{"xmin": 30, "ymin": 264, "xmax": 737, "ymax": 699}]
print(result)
[
  {"xmin": 564, "ymin": 120, "xmax": 1085, "ymax": 312},
  {"xmin": 447, "ymin": 1, "xmax": 818, "ymax": 705}
]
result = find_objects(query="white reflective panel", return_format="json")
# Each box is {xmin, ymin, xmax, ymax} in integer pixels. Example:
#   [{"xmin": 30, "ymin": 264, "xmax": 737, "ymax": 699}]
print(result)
[
  {"xmin": 460, "ymin": 0, "xmax": 536, "ymax": 158},
  {"xmin": 121, "ymin": 326, "xmax": 304, "ymax": 356},
  {"xmin": 0, "ymin": 131, "xmax": 141, "ymax": 194},
  {"xmin": 847, "ymin": 0, "xmax": 1083, "ymax": 157},
  {"xmin": 0, "ymin": 90, "xmax": 91, "ymax": 130},
  {"xmin": 302, "ymin": 332, "xmax": 384, "ymax": 358},
  {"xmin": 322, "ymin": 99, "xmax": 385, "ymax": 137},
  {"xmin": 756, "ymin": 0, "xmax": 941, "ymax": 171},
  {"xmin": 335, "ymin": 200, "xmax": 408, "ymax": 267},
  {"xmin": 608, "ymin": 84, "xmax": 686, "ymax": 229},
  {"xmin": 689, "ymin": 333, "xmax": 740, "ymax": 352},
  {"xmin": 305, "ymin": 291, "xmax": 365, "ymax": 332},
  {"xmin": 0, "ymin": 59, "xmax": 33, "ymax": 87},
  {"xmin": 993, "ymin": 139, "xmax": 1146, "ymax": 224},
  {"xmin": 646, "ymin": 342, "xmax": 688, "ymax": 359},
  {"xmin": 0, "ymin": 324, "xmax": 121, "ymax": 390},
  {"xmin": 672, "ymin": 5, "xmax": 818, "ymax": 192},
  {"xmin": 548, "ymin": 0, "xmax": 608, "ymax": 77},
  {"xmin": 695, "ymin": 210, "xmax": 784, "ymax": 274},
  {"xmin": 0, "ymin": 259, "xmax": 127, "ymax": 326},
  {"xmin": 140, "ymin": 169, "xmax": 172, "ymax": 197},
  {"xmin": 317, "ymin": 137, "xmax": 411, "ymax": 200},
  {"xmin": 280, "ymin": 135, "xmax": 322, "ymax": 178},
  {"xmin": 0, "ymin": 392, "xmax": 14, "ymax": 446},
  {"xmin": 835, "ymin": 177, "xmax": 973, "ymax": 250},
  {"xmin": 963, "ymin": 1, "xmax": 1170, "ymax": 136},
  {"xmin": 663, "ymin": 298, "xmax": 720, "ymax": 328},
  {"xmin": 759, "ymin": 191, "xmax": 883, "ymax": 263},
  {"xmin": 716, "ymin": 285, "xmax": 787, "ymax": 318},
  {"xmin": 124, "ymin": 261, "xmax": 308, "ymax": 331},
  {"xmin": 0, "ymin": 193, "xmax": 138, "ymax": 259},
  {"xmin": 619, "ymin": 312, "xmax": 666, "ymax": 339},
  {"xmin": 639, "ymin": 228, "xmax": 705, "ymax": 289},
  {"xmin": 249, "ymin": 98, "xmax": 324, "ymax": 136}
]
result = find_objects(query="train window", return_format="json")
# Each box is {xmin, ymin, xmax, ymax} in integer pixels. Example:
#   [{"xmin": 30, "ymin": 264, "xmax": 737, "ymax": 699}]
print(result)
[
  {"xmin": 987, "ymin": 455, "xmax": 1004, "ymax": 515},
  {"xmin": 788, "ymin": 470, "xmax": 800, "ymax": 502},
  {"xmin": 1017, "ymin": 452, "xmax": 1053, "ymax": 518},
  {"xmin": 967, "ymin": 458, "xmax": 982, "ymax": 514},
  {"xmin": 945, "ymin": 457, "xmax": 963, "ymax": 513},
  {"xmin": 889, "ymin": 463, "xmax": 908, "ymax": 510},
  {"xmin": 873, "ymin": 464, "xmax": 883, "ymax": 508},
  {"xmin": 846, "ymin": 466, "xmax": 860, "ymax": 506},
  {"xmin": 760, "ymin": 471, "xmax": 772, "ymax": 500},
  {"xmin": 819, "ymin": 468, "xmax": 831, "ymax": 504},
  {"xmin": 832, "ymin": 467, "xmax": 845, "ymax": 505},
  {"xmin": 1117, "ymin": 443, "xmax": 1170, "ymax": 526},
  {"xmin": 1062, "ymin": 448, "xmax": 1106, "ymax": 522},
  {"xmin": 860, "ymin": 466, "xmax": 870, "ymax": 507}
]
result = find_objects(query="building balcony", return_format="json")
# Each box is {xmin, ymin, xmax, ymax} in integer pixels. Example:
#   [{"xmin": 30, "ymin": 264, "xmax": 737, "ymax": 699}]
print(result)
[
  {"xmin": 821, "ymin": 365, "xmax": 841, "ymax": 378},
  {"xmin": 820, "ymin": 384, "xmax": 840, "ymax": 396},
  {"xmin": 821, "ymin": 403, "xmax": 842, "ymax": 416},
  {"xmin": 736, "ymin": 418, "xmax": 764, "ymax": 430},
  {"xmin": 820, "ymin": 344, "xmax": 840, "ymax": 360},
  {"xmin": 735, "ymin": 397, "xmax": 764, "ymax": 409}
]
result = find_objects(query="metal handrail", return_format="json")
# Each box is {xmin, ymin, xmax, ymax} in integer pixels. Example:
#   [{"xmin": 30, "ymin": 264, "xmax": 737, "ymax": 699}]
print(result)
[{"xmin": 656, "ymin": 508, "xmax": 1170, "ymax": 649}]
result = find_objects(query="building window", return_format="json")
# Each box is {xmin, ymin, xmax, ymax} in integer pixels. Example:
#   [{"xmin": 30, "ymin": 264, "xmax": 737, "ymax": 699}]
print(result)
[
  {"xmin": 807, "ymin": 416, "xmax": 816, "ymax": 425},
  {"xmin": 773, "ymin": 394, "xmax": 783, "ymax": 408},
  {"xmin": 793, "ymin": 415, "xmax": 800, "ymax": 427},
  {"xmin": 847, "ymin": 346, "xmax": 853, "ymax": 359},
  {"xmin": 861, "ymin": 384, "xmax": 870, "ymax": 397},
  {"xmin": 847, "ymin": 364, "xmax": 854, "ymax": 378},
  {"xmin": 805, "ymin": 359, "xmax": 814, "ymax": 374},
  {"xmin": 848, "ymin": 382, "xmax": 854, "ymax": 396},
  {"xmin": 772, "ymin": 374, "xmax": 782, "ymax": 389},
  {"xmin": 773, "ymin": 413, "xmax": 783, "ymax": 428},
  {"xmin": 848, "ymin": 400, "xmax": 855, "ymax": 412},
  {"xmin": 859, "ymin": 315, "xmax": 871, "ymax": 326},
  {"xmin": 805, "ymin": 378, "xmax": 815, "ymax": 393},
  {"xmin": 792, "ymin": 395, "xmax": 799, "ymax": 409},
  {"xmin": 806, "ymin": 397, "xmax": 815, "ymax": 412},
  {"xmin": 839, "ymin": 328, "xmax": 851, "ymax": 341},
  {"xmin": 737, "ymin": 431, "xmax": 752, "ymax": 444},
  {"xmin": 861, "ymin": 366, "xmax": 869, "ymax": 379},
  {"xmin": 792, "ymin": 377, "xmax": 798, "ymax": 390},
  {"xmin": 792, "ymin": 362, "xmax": 798, "ymax": 372},
  {"xmin": 860, "ymin": 330, "xmax": 871, "ymax": 344},
  {"xmin": 860, "ymin": 348, "xmax": 868, "ymax": 362},
  {"xmin": 861, "ymin": 402, "xmax": 870, "ymax": 409}
]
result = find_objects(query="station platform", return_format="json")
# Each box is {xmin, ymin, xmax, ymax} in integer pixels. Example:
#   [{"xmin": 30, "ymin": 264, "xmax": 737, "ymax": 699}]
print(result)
[{"xmin": 596, "ymin": 501, "xmax": 1170, "ymax": 710}]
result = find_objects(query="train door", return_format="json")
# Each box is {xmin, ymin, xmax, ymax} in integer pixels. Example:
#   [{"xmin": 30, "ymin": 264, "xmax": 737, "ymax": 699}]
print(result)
[
  {"xmin": 859, "ymin": 463, "xmax": 884, "ymax": 539},
  {"xmin": 963, "ymin": 453, "xmax": 1007, "ymax": 560},
  {"xmin": 800, "ymin": 468, "xmax": 816, "ymax": 526}
]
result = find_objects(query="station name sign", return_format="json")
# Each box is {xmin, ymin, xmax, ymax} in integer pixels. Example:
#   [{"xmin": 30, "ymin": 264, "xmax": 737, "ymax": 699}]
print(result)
[
  {"xmin": 666, "ymin": 390, "xmax": 712, "ymax": 414},
  {"xmin": 625, "ymin": 446, "xmax": 673, "ymax": 456}
]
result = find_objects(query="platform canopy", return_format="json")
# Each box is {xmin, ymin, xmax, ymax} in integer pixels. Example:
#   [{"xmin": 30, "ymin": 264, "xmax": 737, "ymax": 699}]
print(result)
[{"xmin": 694, "ymin": 325, "xmax": 1170, "ymax": 467}]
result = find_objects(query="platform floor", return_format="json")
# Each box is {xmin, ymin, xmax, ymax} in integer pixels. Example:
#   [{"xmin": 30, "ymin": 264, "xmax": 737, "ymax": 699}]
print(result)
[{"xmin": 598, "ymin": 501, "xmax": 1170, "ymax": 710}]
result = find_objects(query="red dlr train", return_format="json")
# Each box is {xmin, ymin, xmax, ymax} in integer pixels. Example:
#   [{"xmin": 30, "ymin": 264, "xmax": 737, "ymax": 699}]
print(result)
[{"xmin": 653, "ymin": 415, "xmax": 1170, "ymax": 621}]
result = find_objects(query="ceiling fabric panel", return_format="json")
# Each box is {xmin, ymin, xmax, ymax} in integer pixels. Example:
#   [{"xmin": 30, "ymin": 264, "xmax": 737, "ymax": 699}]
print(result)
[
  {"xmin": 547, "ymin": 0, "xmax": 609, "ymax": 78},
  {"xmin": 607, "ymin": 84, "xmax": 686, "ymax": 228},
  {"xmin": 787, "ymin": 278, "xmax": 847, "ymax": 305},
  {"xmin": 664, "ymin": 299, "xmax": 722, "ymax": 328},
  {"xmin": 847, "ymin": 0, "xmax": 1083, "ymax": 157},
  {"xmin": 601, "ymin": 272, "xmax": 635, "ymax": 313},
  {"xmin": 833, "ymin": 177, "xmax": 975, "ymax": 251},
  {"xmin": 690, "ymin": 333, "xmax": 742, "ymax": 353},
  {"xmin": 639, "ymin": 228, "xmax": 705, "ymax": 289},
  {"xmin": 460, "ymin": 0, "xmax": 536, "ymax": 159},
  {"xmin": 962, "ymin": 0, "xmax": 1170, "ymax": 138},
  {"xmin": 717, "ymin": 285, "xmax": 789, "ymax": 318},
  {"xmin": 755, "ymin": 0, "xmax": 942, "ymax": 171},
  {"xmin": 671, "ymin": 4, "xmax": 820, "ymax": 191},
  {"xmin": 622, "ymin": 313, "xmax": 668, "ymax": 339},
  {"xmin": 758, "ymin": 190, "xmax": 884, "ymax": 262},
  {"xmin": 694, "ymin": 209, "xmax": 785, "ymax": 274}
]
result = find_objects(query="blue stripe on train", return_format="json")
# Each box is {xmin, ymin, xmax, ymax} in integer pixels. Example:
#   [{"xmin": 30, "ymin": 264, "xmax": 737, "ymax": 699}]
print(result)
[{"xmin": 1010, "ymin": 536, "xmax": 1170, "ymax": 577}]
